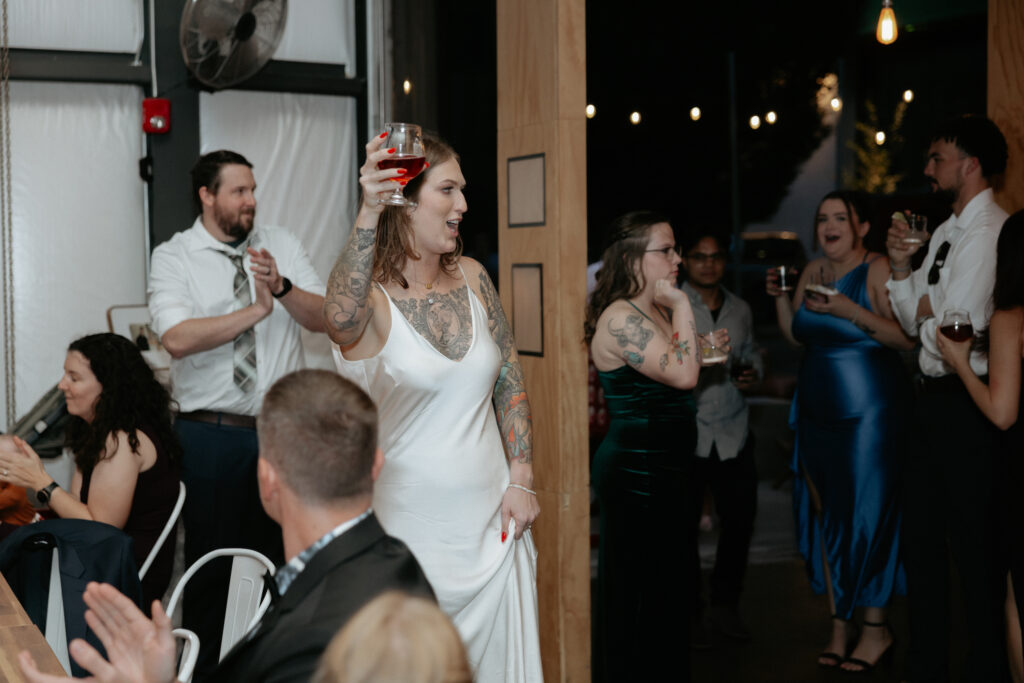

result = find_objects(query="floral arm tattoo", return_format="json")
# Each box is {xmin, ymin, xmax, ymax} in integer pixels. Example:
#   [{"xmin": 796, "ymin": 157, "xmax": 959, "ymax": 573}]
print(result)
[
  {"xmin": 478, "ymin": 271, "xmax": 533, "ymax": 465},
  {"xmin": 324, "ymin": 227, "xmax": 377, "ymax": 343}
]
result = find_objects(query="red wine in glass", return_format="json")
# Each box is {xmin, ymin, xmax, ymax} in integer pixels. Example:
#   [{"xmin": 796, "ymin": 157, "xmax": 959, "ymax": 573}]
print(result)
[
  {"xmin": 378, "ymin": 155, "xmax": 426, "ymax": 180},
  {"xmin": 940, "ymin": 323, "xmax": 974, "ymax": 342}
]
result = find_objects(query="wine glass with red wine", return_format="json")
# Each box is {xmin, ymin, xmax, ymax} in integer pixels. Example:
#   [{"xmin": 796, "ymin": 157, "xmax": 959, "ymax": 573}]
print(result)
[
  {"xmin": 939, "ymin": 309, "xmax": 973, "ymax": 342},
  {"xmin": 377, "ymin": 122, "xmax": 426, "ymax": 207}
]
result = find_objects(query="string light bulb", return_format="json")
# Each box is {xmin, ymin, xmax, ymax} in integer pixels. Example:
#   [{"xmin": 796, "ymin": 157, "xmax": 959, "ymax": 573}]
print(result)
[
  {"xmin": 876, "ymin": 0, "xmax": 898, "ymax": 45},
  {"xmin": 749, "ymin": 115, "xmax": 761, "ymax": 130},
  {"xmin": 630, "ymin": 111, "xmax": 641, "ymax": 125},
  {"xmin": 403, "ymin": 79, "xmax": 412, "ymax": 95},
  {"xmin": 586, "ymin": 104, "xmax": 596, "ymax": 119},
  {"xmin": 690, "ymin": 107, "xmax": 701, "ymax": 121},
  {"xmin": 903, "ymin": 89, "xmax": 914, "ymax": 103},
  {"xmin": 766, "ymin": 111, "xmax": 777, "ymax": 125},
  {"xmin": 875, "ymin": 131, "xmax": 886, "ymax": 145},
  {"xmin": 830, "ymin": 97, "xmax": 842, "ymax": 112}
]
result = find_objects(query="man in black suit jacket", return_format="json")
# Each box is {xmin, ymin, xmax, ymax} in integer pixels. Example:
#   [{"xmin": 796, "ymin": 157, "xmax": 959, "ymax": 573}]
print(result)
[{"xmin": 19, "ymin": 369, "xmax": 434, "ymax": 683}]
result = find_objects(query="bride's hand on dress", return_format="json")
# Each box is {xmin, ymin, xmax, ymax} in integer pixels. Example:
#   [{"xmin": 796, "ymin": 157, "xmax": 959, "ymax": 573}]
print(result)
[{"xmin": 501, "ymin": 485, "xmax": 540, "ymax": 542}]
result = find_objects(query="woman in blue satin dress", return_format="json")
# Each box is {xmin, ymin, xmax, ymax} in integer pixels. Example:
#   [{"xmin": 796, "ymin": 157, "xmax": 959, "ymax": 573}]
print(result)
[{"xmin": 768, "ymin": 191, "xmax": 914, "ymax": 672}]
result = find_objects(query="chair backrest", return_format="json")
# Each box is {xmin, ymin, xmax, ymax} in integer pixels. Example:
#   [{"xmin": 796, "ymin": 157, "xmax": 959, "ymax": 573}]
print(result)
[
  {"xmin": 173, "ymin": 627, "xmax": 200, "ymax": 683},
  {"xmin": 44, "ymin": 547, "xmax": 71, "ymax": 675},
  {"xmin": 138, "ymin": 481, "xmax": 186, "ymax": 580},
  {"xmin": 166, "ymin": 548, "xmax": 276, "ymax": 661}
]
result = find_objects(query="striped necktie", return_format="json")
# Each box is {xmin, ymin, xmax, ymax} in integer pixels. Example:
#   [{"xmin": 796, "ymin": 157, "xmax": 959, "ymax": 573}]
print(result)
[{"xmin": 226, "ymin": 251, "xmax": 257, "ymax": 392}]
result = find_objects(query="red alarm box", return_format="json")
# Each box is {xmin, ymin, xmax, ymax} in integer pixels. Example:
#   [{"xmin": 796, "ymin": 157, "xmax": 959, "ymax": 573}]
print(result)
[{"xmin": 142, "ymin": 98, "xmax": 171, "ymax": 134}]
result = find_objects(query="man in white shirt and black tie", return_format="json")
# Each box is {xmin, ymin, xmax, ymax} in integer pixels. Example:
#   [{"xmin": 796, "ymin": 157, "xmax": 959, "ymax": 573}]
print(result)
[{"xmin": 887, "ymin": 114, "xmax": 1009, "ymax": 683}]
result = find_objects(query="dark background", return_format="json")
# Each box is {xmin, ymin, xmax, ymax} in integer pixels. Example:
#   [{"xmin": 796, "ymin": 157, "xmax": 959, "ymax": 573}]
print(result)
[{"xmin": 391, "ymin": 0, "xmax": 988, "ymax": 280}]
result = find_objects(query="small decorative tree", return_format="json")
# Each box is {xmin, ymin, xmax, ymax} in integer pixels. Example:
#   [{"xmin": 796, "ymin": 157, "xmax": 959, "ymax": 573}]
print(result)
[{"xmin": 846, "ymin": 99, "xmax": 907, "ymax": 194}]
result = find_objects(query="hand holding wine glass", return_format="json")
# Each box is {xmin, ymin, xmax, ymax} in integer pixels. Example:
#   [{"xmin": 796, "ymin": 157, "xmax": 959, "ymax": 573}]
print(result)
[
  {"xmin": 936, "ymin": 309, "xmax": 974, "ymax": 371},
  {"xmin": 377, "ymin": 122, "xmax": 426, "ymax": 207},
  {"xmin": 359, "ymin": 133, "xmax": 410, "ymax": 215}
]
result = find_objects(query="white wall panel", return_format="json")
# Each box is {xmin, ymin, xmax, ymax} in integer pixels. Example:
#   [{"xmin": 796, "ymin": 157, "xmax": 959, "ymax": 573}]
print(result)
[
  {"xmin": 1, "ymin": 82, "xmax": 147, "ymax": 430},
  {"xmin": 274, "ymin": 0, "xmax": 354, "ymax": 71},
  {"xmin": 8, "ymin": 0, "xmax": 143, "ymax": 53},
  {"xmin": 199, "ymin": 89, "xmax": 357, "ymax": 369}
]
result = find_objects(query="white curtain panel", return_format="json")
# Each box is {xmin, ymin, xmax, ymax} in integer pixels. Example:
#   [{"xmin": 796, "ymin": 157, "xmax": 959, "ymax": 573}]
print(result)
[
  {"xmin": 199, "ymin": 89, "xmax": 358, "ymax": 370},
  {"xmin": 8, "ymin": 0, "xmax": 143, "ymax": 53},
  {"xmin": 1, "ymin": 82, "xmax": 147, "ymax": 430},
  {"xmin": 275, "ymin": 0, "xmax": 355, "ymax": 71}
]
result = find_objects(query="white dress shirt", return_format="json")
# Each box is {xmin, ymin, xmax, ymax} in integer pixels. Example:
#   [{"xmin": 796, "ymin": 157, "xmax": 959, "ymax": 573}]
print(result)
[
  {"xmin": 148, "ymin": 217, "xmax": 325, "ymax": 415},
  {"xmin": 888, "ymin": 188, "xmax": 1008, "ymax": 377},
  {"xmin": 683, "ymin": 282, "xmax": 763, "ymax": 460}
]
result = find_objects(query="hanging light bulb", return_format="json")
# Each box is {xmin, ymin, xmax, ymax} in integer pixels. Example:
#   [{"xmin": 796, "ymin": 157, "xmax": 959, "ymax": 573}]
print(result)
[
  {"xmin": 903, "ymin": 89, "xmax": 914, "ymax": 103},
  {"xmin": 586, "ymin": 104, "xmax": 596, "ymax": 119},
  {"xmin": 766, "ymin": 111, "xmax": 777, "ymax": 124},
  {"xmin": 830, "ymin": 97, "xmax": 843, "ymax": 112},
  {"xmin": 876, "ymin": 0, "xmax": 898, "ymax": 45},
  {"xmin": 690, "ymin": 107, "xmax": 701, "ymax": 121},
  {"xmin": 749, "ymin": 115, "xmax": 761, "ymax": 130},
  {"xmin": 875, "ymin": 131, "xmax": 886, "ymax": 145}
]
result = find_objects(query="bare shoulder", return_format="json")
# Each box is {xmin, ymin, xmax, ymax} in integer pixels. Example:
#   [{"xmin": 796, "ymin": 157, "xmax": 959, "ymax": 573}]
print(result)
[
  {"xmin": 867, "ymin": 252, "xmax": 892, "ymax": 282},
  {"xmin": 458, "ymin": 256, "xmax": 492, "ymax": 298}
]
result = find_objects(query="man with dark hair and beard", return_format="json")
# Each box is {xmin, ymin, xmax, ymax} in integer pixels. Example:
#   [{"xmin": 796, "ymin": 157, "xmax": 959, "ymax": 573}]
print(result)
[
  {"xmin": 887, "ymin": 114, "xmax": 1010, "ymax": 682},
  {"xmin": 147, "ymin": 149, "xmax": 324, "ymax": 679}
]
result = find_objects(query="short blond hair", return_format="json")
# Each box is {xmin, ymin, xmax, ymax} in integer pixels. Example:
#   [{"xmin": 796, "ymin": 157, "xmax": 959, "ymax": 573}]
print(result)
[{"xmin": 313, "ymin": 592, "xmax": 472, "ymax": 683}]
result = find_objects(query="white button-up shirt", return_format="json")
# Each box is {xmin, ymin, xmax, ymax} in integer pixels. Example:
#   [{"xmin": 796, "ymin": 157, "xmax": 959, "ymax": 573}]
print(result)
[
  {"xmin": 148, "ymin": 218, "xmax": 325, "ymax": 415},
  {"xmin": 684, "ymin": 282, "xmax": 763, "ymax": 460},
  {"xmin": 888, "ymin": 188, "xmax": 1008, "ymax": 377}
]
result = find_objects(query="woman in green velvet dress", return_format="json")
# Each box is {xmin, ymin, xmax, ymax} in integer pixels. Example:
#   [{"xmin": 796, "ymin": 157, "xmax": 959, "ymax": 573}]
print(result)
[{"xmin": 585, "ymin": 211, "xmax": 702, "ymax": 681}]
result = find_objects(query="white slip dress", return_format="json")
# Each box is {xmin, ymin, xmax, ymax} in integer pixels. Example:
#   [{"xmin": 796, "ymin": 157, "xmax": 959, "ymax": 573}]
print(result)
[{"xmin": 333, "ymin": 268, "xmax": 543, "ymax": 682}]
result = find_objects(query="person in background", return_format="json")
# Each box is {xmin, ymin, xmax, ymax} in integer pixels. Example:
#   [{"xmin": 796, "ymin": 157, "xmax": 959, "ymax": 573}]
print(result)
[
  {"xmin": 769, "ymin": 190, "xmax": 913, "ymax": 672},
  {"xmin": 886, "ymin": 114, "xmax": 1010, "ymax": 683},
  {"xmin": 585, "ymin": 210, "xmax": 702, "ymax": 681},
  {"xmin": 936, "ymin": 209, "xmax": 1024, "ymax": 682},
  {"xmin": 313, "ymin": 591, "xmax": 472, "ymax": 683},
  {"xmin": 0, "ymin": 436, "xmax": 38, "ymax": 540},
  {"xmin": 0, "ymin": 333, "xmax": 181, "ymax": 608},
  {"xmin": 681, "ymin": 231, "xmax": 761, "ymax": 647},
  {"xmin": 147, "ymin": 150, "xmax": 325, "ymax": 678}
]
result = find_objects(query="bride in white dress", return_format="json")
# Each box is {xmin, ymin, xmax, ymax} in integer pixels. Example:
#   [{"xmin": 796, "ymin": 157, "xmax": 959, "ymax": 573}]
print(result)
[{"xmin": 324, "ymin": 132, "xmax": 542, "ymax": 682}]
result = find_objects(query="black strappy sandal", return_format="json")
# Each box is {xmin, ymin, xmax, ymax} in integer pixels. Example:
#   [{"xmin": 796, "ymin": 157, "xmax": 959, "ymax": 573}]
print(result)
[{"xmin": 842, "ymin": 620, "xmax": 895, "ymax": 674}]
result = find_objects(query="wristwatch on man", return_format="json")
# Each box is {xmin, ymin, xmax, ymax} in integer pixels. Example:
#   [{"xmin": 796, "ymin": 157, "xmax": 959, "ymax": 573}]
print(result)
[{"xmin": 36, "ymin": 481, "xmax": 59, "ymax": 505}]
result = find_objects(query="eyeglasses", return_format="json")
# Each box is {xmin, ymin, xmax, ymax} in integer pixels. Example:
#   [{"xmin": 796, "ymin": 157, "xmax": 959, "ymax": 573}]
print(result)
[
  {"xmin": 645, "ymin": 245, "xmax": 682, "ymax": 258},
  {"xmin": 685, "ymin": 252, "xmax": 726, "ymax": 264},
  {"xmin": 927, "ymin": 241, "xmax": 951, "ymax": 286}
]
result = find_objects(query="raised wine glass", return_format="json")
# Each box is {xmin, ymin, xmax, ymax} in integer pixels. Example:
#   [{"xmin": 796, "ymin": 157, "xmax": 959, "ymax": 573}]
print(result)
[
  {"xmin": 939, "ymin": 309, "xmax": 973, "ymax": 342},
  {"xmin": 377, "ymin": 122, "xmax": 426, "ymax": 207}
]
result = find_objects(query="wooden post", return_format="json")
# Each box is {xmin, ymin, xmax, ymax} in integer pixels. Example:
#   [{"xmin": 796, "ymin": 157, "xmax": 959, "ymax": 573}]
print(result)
[
  {"xmin": 496, "ymin": 0, "xmax": 589, "ymax": 681},
  {"xmin": 989, "ymin": 0, "xmax": 1024, "ymax": 214}
]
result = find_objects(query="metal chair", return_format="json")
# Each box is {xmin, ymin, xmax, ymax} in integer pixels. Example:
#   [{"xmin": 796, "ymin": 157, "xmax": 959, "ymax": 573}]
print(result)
[
  {"xmin": 138, "ymin": 481, "xmax": 186, "ymax": 580},
  {"xmin": 166, "ymin": 548, "xmax": 276, "ymax": 661},
  {"xmin": 173, "ymin": 627, "xmax": 200, "ymax": 683}
]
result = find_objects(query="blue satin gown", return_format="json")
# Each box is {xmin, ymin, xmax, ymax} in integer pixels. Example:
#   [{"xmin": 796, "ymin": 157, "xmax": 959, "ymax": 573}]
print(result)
[{"xmin": 790, "ymin": 259, "xmax": 909, "ymax": 618}]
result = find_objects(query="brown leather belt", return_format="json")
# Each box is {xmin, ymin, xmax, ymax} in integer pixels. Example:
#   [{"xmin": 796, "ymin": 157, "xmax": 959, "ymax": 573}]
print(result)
[{"xmin": 177, "ymin": 410, "xmax": 256, "ymax": 429}]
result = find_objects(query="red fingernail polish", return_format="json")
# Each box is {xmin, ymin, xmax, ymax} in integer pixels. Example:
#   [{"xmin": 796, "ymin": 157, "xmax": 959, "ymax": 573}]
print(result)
[
  {"xmin": 387, "ymin": 148, "xmax": 396, "ymax": 154},
  {"xmin": 501, "ymin": 531, "xmax": 507, "ymax": 543},
  {"xmin": 379, "ymin": 132, "xmax": 387, "ymax": 139},
  {"xmin": 395, "ymin": 169, "xmax": 407, "ymax": 175},
  {"xmin": 399, "ymin": 180, "xmax": 408, "ymax": 186},
  {"xmin": 424, "ymin": 161, "xmax": 430, "ymax": 168}
]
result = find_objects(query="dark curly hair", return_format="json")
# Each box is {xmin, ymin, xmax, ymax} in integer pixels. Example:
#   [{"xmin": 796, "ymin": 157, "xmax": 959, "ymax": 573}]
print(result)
[
  {"xmin": 583, "ymin": 210, "xmax": 672, "ymax": 345},
  {"xmin": 64, "ymin": 333, "xmax": 181, "ymax": 475},
  {"xmin": 372, "ymin": 133, "xmax": 462, "ymax": 288}
]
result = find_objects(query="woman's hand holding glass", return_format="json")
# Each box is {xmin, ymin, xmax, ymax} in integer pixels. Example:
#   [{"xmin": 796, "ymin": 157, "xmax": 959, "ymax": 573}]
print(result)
[
  {"xmin": 358, "ymin": 133, "xmax": 407, "ymax": 216},
  {"xmin": 935, "ymin": 328, "xmax": 972, "ymax": 372},
  {"xmin": 803, "ymin": 289, "xmax": 857, "ymax": 319},
  {"xmin": 0, "ymin": 436, "xmax": 51, "ymax": 491}
]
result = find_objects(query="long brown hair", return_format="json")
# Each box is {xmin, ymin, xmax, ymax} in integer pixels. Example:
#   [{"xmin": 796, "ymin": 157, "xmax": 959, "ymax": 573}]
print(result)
[
  {"xmin": 373, "ymin": 134, "xmax": 462, "ymax": 288},
  {"xmin": 583, "ymin": 210, "xmax": 671, "ymax": 345}
]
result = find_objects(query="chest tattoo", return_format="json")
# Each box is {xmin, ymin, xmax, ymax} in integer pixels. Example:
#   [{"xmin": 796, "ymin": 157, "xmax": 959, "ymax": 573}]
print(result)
[{"xmin": 393, "ymin": 286, "xmax": 474, "ymax": 361}]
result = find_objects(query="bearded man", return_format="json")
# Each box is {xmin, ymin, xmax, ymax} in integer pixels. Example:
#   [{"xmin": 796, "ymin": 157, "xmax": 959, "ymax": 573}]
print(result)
[{"xmin": 147, "ymin": 149, "xmax": 324, "ymax": 680}]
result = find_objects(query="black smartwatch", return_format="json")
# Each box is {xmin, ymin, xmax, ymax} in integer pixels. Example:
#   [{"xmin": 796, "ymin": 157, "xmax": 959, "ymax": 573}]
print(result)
[
  {"xmin": 36, "ymin": 481, "xmax": 59, "ymax": 505},
  {"xmin": 272, "ymin": 277, "xmax": 293, "ymax": 299}
]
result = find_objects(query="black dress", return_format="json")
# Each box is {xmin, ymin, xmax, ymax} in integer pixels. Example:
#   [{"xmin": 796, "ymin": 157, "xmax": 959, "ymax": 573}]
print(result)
[
  {"xmin": 81, "ymin": 427, "xmax": 180, "ymax": 608},
  {"xmin": 592, "ymin": 364, "xmax": 697, "ymax": 681},
  {"xmin": 1003, "ymin": 365, "xmax": 1024, "ymax": 643}
]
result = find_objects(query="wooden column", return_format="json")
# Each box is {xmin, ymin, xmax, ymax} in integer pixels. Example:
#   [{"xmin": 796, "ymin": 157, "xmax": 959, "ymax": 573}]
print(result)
[
  {"xmin": 989, "ymin": 0, "xmax": 1024, "ymax": 213},
  {"xmin": 496, "ymin": 1, "xmax": 589, "ymax": 681}
]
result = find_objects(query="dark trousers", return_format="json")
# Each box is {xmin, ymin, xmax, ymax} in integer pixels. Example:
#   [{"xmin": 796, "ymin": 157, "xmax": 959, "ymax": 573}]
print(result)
[
  {"xmin": 691, "ymin": 433, "xmax": 758, "ymax": 609},
  {"xmin": 175, "ymin": 418, "xmax": 284, "ymax": 682},
  {"xmin": 903, "ymin": 379, "xmax": 1008, "ymax": 683}
]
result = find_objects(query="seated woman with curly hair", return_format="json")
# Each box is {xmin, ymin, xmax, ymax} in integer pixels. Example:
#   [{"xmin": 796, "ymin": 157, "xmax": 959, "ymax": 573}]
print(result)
[{"xmin": 0, "ymin": 333, "xmax": 181, "ymax": 606}]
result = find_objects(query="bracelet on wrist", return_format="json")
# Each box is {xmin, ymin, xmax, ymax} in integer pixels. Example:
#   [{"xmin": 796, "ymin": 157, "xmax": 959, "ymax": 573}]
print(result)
[
  {"xmin": 272, "ymin": 277, "xmax": 293, "ymax": 299},
  {"xmin": 507, "ymin": 483, "xmax": 537, "ymax": 496}
]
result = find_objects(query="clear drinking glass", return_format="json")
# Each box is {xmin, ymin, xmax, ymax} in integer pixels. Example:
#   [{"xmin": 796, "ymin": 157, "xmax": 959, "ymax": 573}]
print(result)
[
  {"xmin": 377, "ymin": 122, "xmax": 426, "ymax": 207},
  {"xmin": 904, "ymin": 213, "xmax": 929, "ymax": 245},
  {"xmin": 700, "ymin": 329, "xmax": 729, "ymax": 365},
  {"xmin": 939, "ymin": 309, "xmax": 973, "ymax": 342}
]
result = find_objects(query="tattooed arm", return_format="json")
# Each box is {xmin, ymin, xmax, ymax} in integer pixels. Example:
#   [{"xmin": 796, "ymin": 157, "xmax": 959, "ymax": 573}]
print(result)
[
  {"xmin": 323, "ymin": 134, "xmax": 404, "ymax": 349},
  {"xmin": 467, "ymin": 259, "xmax": 539, "ymax": 541}
]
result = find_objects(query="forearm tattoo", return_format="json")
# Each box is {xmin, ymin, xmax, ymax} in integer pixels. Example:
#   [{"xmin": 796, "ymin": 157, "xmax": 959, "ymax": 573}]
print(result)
[
  {"xmin": 393, "ymin": 287, "xmax": 473, "ymax": 360},
  {"xmin": 324, "ymin": 228, "xmax": 376, "ymax": 337},
  {"xmin": 477, "ymin": 271, "xmax": 533, "ymax": 465}
]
